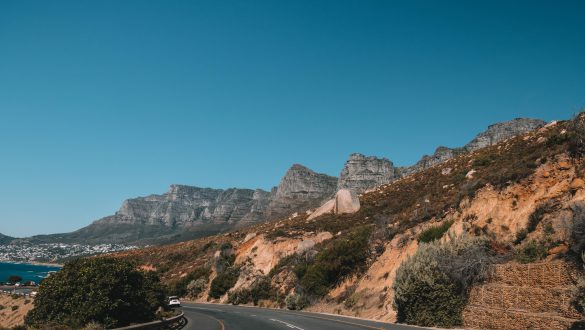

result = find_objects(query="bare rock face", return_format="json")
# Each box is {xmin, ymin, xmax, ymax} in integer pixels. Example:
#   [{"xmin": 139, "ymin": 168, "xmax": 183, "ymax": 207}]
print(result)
[
  {"xmin": 103, "ymin": 184, "xmax": 267, "ymax": 228},
  {"xmin": 464, "ymin": 118, "xmax": 546, "ymax": 151},
  {"xmin": 266, "ymin": 164, "xmax": 338, "ymax": 219},
  {"xmin": 334, "ymin": 189, "xmax": 360, "ymax": 214},
  {"xmin": 338, "ymin": 153, "xmax": 397, "ymax": 193}
]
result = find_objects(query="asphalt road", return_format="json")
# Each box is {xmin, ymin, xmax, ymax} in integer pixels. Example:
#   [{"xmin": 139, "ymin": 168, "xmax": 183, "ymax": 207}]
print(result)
[{"xmin": 180, "ymin": 303, "xmax": 421, "ymax": 330}]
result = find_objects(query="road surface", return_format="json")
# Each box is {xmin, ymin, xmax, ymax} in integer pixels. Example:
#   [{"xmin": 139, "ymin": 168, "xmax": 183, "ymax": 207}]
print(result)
[{"xmin": 180, "ymin": 303, "xmax": 420, "ymax": 330}]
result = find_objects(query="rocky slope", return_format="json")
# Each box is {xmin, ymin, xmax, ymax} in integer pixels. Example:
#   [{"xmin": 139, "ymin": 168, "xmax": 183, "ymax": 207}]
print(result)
[{"xmin": 111, "ymin": 115, "xmax": 582, "ymax": 330}]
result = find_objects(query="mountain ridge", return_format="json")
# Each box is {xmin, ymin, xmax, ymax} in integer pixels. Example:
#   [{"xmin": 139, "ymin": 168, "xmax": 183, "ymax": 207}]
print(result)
[{"xmin": 9, "ymin": 117, "xmax": 547, "ymax": 245}]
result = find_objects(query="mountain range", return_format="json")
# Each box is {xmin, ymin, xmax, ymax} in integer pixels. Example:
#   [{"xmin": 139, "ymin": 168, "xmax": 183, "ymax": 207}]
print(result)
[{"xmin": 3, "ymin": 118, "xmax": 545, "ymax": 245}]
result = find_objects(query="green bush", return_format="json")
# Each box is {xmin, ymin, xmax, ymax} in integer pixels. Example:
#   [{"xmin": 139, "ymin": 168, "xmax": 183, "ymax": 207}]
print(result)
[
  {"xmin": 11, "ymin": 305, "xmax": 18, "ymax": 311},
  {"xmin": 25, "ymin": 257, "xmax": 166, "ymax": 329},
  {"xmin": 515, "ymin": 240, "xmax": 548, "ymax": 264},
  {"xmin": 575, "ymin": 254, "xmax": 585, "ymax": 314},
  {"xmin": 514, "ymin": 229, "xmax": 528, "ymax": 244},
  {"xmin": 527, "ymin": 202, "xmax": 552, "ymax": 233},
  {"xmin": 226, "ymin": 276, "xmax": 274, "ymax": 305},
  {"xmin": 227, "ymin": 288, "xmax": 252, "ymax": 305},
  {"xmin": 417, "ymin": 220, "xmax": 454, "ymax": 243},
  {"xmin": 393, "ymin": 235, "xmax": 499, "ymax": 327},
  {"xmin": 296, "ymin": 226, "xmax": 371, "ymax": 297},
  {"xmin": 208, "ymin": 266, "xmax": 240, "ymax": 299},
  {"xmin": 285, "ymin": 293, "xmax": 307, "ymax": 310},
  {"xmin": 167, "ymin": 267, "xmax": 210, "ymax": 297},
  {"xmin": 250, "ymin": 276, "xmax": 275, "ymax": 304}
]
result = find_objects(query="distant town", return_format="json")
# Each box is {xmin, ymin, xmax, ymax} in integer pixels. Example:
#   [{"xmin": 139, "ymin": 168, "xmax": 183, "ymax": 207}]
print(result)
[{"xmin": 0, "ymin": 243, "xmax": 138, "ymax": 263}]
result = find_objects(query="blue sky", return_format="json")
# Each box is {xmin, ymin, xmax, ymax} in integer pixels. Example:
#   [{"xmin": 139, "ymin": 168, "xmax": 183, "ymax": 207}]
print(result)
[{"xmin": 0, "ymin": 0, "xmax": 584, "ymax": 237}]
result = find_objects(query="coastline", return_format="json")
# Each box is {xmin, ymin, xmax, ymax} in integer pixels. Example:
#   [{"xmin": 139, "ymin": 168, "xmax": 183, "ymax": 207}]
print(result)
[{"xmin": 0, "ymin": 260, "xmax": 62, "ymax": 267}]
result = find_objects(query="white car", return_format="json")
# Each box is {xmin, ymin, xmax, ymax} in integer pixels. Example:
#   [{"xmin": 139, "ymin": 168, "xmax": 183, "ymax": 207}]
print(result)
[{"xmin": 168, "ymin": 296, "xmax": 181, "ymax": 307}]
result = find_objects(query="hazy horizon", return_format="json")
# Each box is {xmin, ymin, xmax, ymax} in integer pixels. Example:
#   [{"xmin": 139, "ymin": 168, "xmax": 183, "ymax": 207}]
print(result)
[{"xmin": 1, "ymin": 0, "xmax": 583, "ymax": 237}]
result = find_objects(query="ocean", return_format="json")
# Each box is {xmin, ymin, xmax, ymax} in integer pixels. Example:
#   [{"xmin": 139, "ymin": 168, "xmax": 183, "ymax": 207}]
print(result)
[{"xmin": 0, "ymin": 262, "xmax": 61, "ymax": 284}]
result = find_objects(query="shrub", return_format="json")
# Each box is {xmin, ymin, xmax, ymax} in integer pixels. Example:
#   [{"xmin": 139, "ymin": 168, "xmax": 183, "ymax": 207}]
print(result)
[
  {"xmin": 393, "ymin": 235, "xmax": 500, "ymax": 327},
  {"xmin": 25, "ymin": 257, "xmax": 166, "ymax": 329},
  {"xmin": 418, "ymin": 220, "xmax": 454, "ymax": 243},
  {"xmin": 220, "ymin": 242, "xmax": 233, "ymax": 250},
  {"xmin": 11, "ymin": 326, "xmax": 27, "ymax": 330},
  {"xmin": 514, "ymin": 229, "xmax": 528, "ymax": 244},
  {"xmin": 250, "ymin": 276, "xmax": 275, "ymax": 305},
  {"xmin": 186, "ymin": 278, "xmax": 208, "ymax": 298},
  {"xmin": 267, "ymin": 229, "xmax": 287, "ymax": 240},
  {"xmin": 571, "ymin": 202, "xmax": 585, "ymax": 255},
  {"xmin": 82, "ymin": 322, "xmax": 106, "ymax": 330},
  {"xmin": 296, "ymin": 226, "xmax": 372, "ymax": 297},
  {"xmin": 527, "ymin": 202, "xmax": 552, "ymax": 233},
  {"xmin": 167, "ymin": 267, "xmax": 210, "ymax": 297},
  {"xmin": 11, "ymin": 305, "xmax": 18, "ymax": 311},
  {"xmin": 226, "ymin": 276, "xmax": 274, "ymax": 305},
  {"xmin": 575, "ymin": 254, "xmax": 585, "ymax": 314},
  {"xmin": 515, "ymin": 240, "xmax": 548, "ymax": 264},
  {"xmin": 227, "ymin": 288, "xmax": 252, "ymax": 305},
  {"xmin": 209, "ymin": 266, "xmax": 240, "ymax": 299},
  {"xmin": 285, "ymin": 293, "xmax": 307, "ymax": 310},
  {"xmin": 472, "ymin": 154, "xmax": 497, "ymax": 167}
]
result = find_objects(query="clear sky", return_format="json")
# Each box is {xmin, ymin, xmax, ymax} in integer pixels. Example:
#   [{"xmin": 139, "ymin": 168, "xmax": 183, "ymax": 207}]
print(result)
[{"xmin": 1, "ymin": 0, "xmax": 584, "ymax": 237}]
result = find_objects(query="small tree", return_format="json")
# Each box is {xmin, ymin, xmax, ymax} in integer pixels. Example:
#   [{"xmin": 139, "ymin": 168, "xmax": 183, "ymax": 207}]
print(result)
[{"xmin": 25, "ymin": 257, "xmax": 166, "ymax": 328}]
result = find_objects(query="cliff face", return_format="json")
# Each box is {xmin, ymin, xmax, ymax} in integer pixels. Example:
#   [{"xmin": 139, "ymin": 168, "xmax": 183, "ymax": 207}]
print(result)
[
  {"xmin": 69, "ymin": 165, "xmax": 336, "ymax": 244},
  {"xmin": 266, "ymin": 164, "xmax": 338, "ymax": 219},
  {"xmin": 337, "ymin": 153, "xmax": 396, "ymax": 194},
  {"xmin": 100, "ymin": 185, "xmax": 263, "ymax": 228}
]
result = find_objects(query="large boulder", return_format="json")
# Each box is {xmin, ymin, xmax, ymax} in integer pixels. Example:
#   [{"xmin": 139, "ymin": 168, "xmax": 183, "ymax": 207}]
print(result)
[
  {"xmin": 334, "ymin": 189, "xmax": 360, "ymax": 214},
  {"xmin": 307, "ymin": 189, "xmax": 360, "ymax": 220}
]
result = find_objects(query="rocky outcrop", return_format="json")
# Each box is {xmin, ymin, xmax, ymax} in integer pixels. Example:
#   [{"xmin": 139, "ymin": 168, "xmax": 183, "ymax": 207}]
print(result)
[
  {"xmin": 101, "ymin": 185, "xmax": 268, "ymax": 228},
  {"xmin": 337, "ymin": 154, "xmax": 397, "ymax": 193},
  {"xmin": 464, "ymin": 118, "xmax": 546, "ymax": 151},
  {"xmin": 307, "ymin": 189, "xmax": 361, "ymax": 220},
  {"xmin": 266, "ymin": 164, "xmax": 338, "ymax": 219},
  {"xmin": 58, "ymin": 165, "xmax": 337, "ymax": 244}
]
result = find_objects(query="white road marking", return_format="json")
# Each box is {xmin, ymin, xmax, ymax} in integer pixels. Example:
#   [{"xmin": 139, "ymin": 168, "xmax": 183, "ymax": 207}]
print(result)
[{"xmin": 270, "ymin": 318, "xmax": 305, "ymax": 330}]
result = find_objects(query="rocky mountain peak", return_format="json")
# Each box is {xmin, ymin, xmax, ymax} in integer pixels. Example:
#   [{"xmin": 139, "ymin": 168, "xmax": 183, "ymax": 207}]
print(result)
[
  {"xmin": 464, "ymin": 118, "xmax": 546, "ymax": 151},
  {"xmin": 266, "ymin": 164, "xmax": 338, "ymax": 219},
  {"xmin": 338, "ymin": 153, "xmax": 396, "ymax": 193}
]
